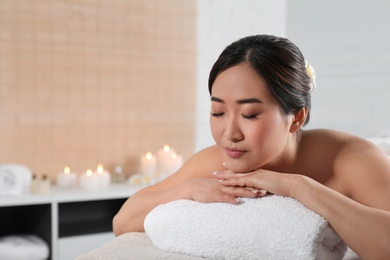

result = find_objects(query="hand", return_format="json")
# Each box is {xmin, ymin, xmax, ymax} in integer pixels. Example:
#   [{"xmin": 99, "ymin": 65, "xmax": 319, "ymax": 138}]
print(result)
[
  {"xmin": 214, "ymin": 169, "xmax": 296, "ymax": 198},
  {"xmin": 184, "ymin": 177, "xmax": 259, "ymax": 204}
]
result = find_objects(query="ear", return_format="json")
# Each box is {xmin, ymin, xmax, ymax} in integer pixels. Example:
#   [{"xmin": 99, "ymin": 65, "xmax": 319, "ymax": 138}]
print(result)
[{"xmin": 289, "ymin": 107, "xmax": 308, "ymax": 133}]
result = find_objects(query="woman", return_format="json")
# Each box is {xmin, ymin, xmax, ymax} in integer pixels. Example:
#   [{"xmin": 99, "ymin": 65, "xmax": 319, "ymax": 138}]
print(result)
[{"xmin": 113, "ymin": 35, "xmax": 390, "ymax": 259}]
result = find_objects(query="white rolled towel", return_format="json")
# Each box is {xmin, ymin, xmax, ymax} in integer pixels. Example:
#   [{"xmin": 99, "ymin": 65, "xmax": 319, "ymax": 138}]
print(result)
[
  {"xmin": 0, "ymin": 234, "xmax": 50, "ymax": 260},
  {"xmin": 145, "ymin": 196, "xmax": 347, "ymax": 260},
  {"xmin": 0, "ymin": 164, "xmax": 32, "ymax": 195}
]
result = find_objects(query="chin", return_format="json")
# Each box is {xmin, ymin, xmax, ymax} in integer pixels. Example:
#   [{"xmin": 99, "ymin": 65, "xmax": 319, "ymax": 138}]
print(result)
[{"xmin": 225, "ymin": 161, "xmax": 255, "ymax": 173}]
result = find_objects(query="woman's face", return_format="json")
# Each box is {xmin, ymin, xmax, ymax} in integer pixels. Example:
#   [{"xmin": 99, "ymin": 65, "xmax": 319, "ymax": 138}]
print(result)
[{"xmin": 210, "ymin": 62, "xmax": 294, "ymax": 173}]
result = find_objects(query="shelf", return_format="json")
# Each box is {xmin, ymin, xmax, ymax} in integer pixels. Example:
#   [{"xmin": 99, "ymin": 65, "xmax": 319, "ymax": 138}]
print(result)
[
  {"xmin": 0, "ymin": 203, "xmax": 51, "ymax": 237},
  {"xmin": 0, "ymin": 183, "xmax": 144, "ymax": 260},
  {"xmin": 0, "ymin": 204, "xmax": 52, "ymax": 259},
  {"xmin": 0, "ymin": 183, "xmax": 144, "ymax": 207},
  {"xmin": 58, "ymin": 198, "xmax": 127, "ymax": 237}
]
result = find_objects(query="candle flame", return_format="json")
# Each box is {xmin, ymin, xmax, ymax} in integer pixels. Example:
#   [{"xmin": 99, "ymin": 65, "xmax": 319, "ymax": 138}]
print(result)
[
  {"xmin": 163, "ymin": 144, "xmax": 170, "ymax": 152},
  {"xmin": 97, "ymin": 164, "xmax": 104, "ymax": 174},
  {"xmin": 146, "ymin": 152, "xmax": 153, "ymax": 160},
  {"xmin": 64, "ymin": 167, "xmax": 70, "ymax": 174},
  {"xmin": 171, "ymin": 152, "xmax": 177, "ymax": 159},
  {"xmin": 86, "ymin": 169, "xmax": 93, "ymax": 176}
]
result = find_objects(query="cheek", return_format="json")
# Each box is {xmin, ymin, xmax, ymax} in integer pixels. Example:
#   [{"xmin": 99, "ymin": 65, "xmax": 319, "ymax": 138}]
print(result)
[
  {"xmin": 209, "ymin": 118, "xmax": 222, "ymax": 143},
  {"xmin": 250, "ymin": 114, "xmax": 290, "ymax": 146}
]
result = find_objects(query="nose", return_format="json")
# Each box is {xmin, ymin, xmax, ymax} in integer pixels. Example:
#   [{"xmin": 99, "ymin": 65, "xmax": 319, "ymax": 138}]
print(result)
[{"xmin": 223, "ymin": 117, "xmax": 244, "ymax": 142}]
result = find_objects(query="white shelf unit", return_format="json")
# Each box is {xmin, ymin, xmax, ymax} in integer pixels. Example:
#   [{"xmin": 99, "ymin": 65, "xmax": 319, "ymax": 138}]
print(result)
[{"xmin": 0, "ymin": 183, "xmax": 144, "ymax": 260}]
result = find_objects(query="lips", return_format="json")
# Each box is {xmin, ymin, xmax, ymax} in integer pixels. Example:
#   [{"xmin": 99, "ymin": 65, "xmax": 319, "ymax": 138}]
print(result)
[{"xmin": 224, "ymin": 147, "xmax": 246, "ymax": 158}]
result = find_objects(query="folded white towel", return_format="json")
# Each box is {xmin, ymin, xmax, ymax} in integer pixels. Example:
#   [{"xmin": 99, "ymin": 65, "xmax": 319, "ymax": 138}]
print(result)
[
  {"xmin": 0, "ymin": 164, "xmax": 32, "ymax": 196},
  {"xmin": 0, "ymin": 234, "xmax": 50, "ymax": 260},
  {"xmin": 145, "ymin": 196, "xmax": 347, "ymax": 260}
]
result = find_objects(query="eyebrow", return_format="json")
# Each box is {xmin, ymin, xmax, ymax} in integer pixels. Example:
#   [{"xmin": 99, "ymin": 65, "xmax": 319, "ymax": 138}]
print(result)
[{"xmin": 211, "ymin": 96, "xmax": 263, "ymax": 104}]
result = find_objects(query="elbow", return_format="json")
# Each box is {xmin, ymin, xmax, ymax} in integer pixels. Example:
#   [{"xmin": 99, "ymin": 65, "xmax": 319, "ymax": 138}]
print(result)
[
  {"xmin": 112, "ymin": 211, "xmax": 145, "ymax": 236},
  {"xmin": 112, "ymin": 213, "xmax": 125, "ymax": 237},
  {"xmin": 112, "ymin": 214, "xmax": 121, "ymax": 237}
]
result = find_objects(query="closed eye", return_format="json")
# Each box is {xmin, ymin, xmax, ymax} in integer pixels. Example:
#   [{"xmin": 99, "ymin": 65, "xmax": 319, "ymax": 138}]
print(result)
[
  {"xmin": 241, "ymin": 114, "xmax": 259, "ymax": 119},
  {"xmin": 210, "ymin": 112, "xmax": 224, "ymax": 117}
]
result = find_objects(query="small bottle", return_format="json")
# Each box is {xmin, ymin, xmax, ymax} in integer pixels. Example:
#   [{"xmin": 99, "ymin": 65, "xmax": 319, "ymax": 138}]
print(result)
[
  {"xmin": 112, "ymin": 166, "xmax": 125, "ymax": 183},
  {"xmin": 30, "ymin": 174, "xmax": 39, "ymax": 194},
  {"xmin": 39, "ymin": 174, "xmax": 51, "ymax": 194}
]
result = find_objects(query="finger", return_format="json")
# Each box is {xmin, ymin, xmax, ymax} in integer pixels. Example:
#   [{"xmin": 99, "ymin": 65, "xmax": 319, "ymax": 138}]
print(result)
[
  {"xmin": 222, "ymin": 161, "xmax": 228, "ymax": 168},
  {"xmin": 256, "ymin": 189, "xmax": 268, "ymax": 197},
  {"xmin": 217, "ymin": 193, "xmax": 241, "ymax": 204},
  {"xmin": 213, "ymin": 171, "xmax": 245, "ymax": 180},
  {"xmin": 218, "ymin": 178, "xmax": 245, "ymax": 187},
  {"xmin": 245, "ymin": 187, "xmax": 260, "ymax": 193},
  {"xmin": 222, "ymin": 186, "xmax": 259, "ymax": 198}
]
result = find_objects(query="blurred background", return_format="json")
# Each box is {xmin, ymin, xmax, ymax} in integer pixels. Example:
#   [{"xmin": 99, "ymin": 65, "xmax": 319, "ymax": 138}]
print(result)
[{"xmin": 1, "ymin": 0, "xmax": 390, "ymax": 181}]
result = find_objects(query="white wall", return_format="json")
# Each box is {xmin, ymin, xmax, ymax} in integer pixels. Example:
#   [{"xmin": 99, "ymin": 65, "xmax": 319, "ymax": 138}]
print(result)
[
  {"xmin": 195, "ymin": 0, "xmax": 287, "ymax": 151},
  {"xmin": 286, "ymin": 0, "xmax": 390, "ymax": 138},
  {"xmin": 195, "ymin": 0, "xmax": 390, "ymax": 152}
]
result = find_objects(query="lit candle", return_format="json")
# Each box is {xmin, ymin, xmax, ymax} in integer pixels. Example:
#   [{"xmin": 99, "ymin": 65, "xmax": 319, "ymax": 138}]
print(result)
[
  {"xmin": 56, "ymin": 167, "xmax": 77, "ymax": 188},
  {"xmin": 96, "ymin": 164, "xmax": 111, "ymax": 188},
  {"xmin": 79, "ymin": 169, "xmax": 100, "ymax": 190},
  {"xmin": 157, "ymin": 144, "xmax": 175, "ymax": 175},
  {"xmin": 140, "ymin": 152, "xmax": 157, "ymax": 175}
]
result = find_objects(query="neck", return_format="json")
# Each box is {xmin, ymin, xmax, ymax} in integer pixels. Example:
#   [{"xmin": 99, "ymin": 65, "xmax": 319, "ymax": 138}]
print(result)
[{"xmin": 263, "ymin": 130, "xmax": 303, "ymax": 173}]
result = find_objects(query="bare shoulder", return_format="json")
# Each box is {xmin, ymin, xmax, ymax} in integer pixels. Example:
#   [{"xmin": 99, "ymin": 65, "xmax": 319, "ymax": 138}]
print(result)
[
  {"xmin": 304, "ymin": 129, "xmax": 390, "ymax": 210},
  {"xmin": 302, "ymin": 128, "xmax": 385, "ymax": 158},
  {"xmin": 180, "ymin": 145, "xmax": 224, "ymax": 177},
  {"xmin": 141, "ymin": 145, "xmax": 224, "ymax": 192}
]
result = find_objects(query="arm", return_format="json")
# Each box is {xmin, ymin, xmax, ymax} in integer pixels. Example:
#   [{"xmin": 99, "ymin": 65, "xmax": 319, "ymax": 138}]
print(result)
[
  {"xmin": 294, "ymin": 174, "xmax": 390, "ymax": 259},
  {"xmin": 317, "ymin": 143, "xmax": 390, "ymax": 258},
  {"xmin": 217, "ymin": 145, "xmax": 390, "ymax": 259},
  {"xmin": 113, "ymin": 146, "xmax": 258, "ymax": 235}
]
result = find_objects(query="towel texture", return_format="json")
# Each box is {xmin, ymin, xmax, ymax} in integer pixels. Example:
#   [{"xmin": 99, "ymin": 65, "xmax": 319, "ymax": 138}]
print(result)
[
  {"xmin": 145, "ymin": 196, "xmax": 347, "ymax": 260},
  {"xmin": 0, "ymin": 164, "xmax": 32, "ymax": 196},
  {"xmin": 0, "ymin": 234, "xmax": 49, "ymax": 260}
]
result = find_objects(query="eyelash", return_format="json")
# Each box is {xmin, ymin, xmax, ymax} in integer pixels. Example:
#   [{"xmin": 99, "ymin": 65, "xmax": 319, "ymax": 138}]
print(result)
[
  {"xmin": 241, "ymin": 114, "xmax": 259, "ymax": 119},
  {"xmin": 210, "ymin": 112, "xmax": 224, "ymax": 117},
  {"xmin": 210, "ymin": 112, "xmax": 259, "ymax": 119}
]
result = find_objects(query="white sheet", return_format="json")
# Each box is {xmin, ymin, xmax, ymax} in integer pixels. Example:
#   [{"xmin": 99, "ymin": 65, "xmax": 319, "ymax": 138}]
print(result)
[{"xmin": 77, "ymin": 232, "xmax": 360, "ymax": 260}]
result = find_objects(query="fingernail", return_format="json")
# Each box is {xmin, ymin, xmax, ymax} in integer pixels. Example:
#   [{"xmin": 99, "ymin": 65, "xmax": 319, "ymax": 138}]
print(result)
[
  {"xmin": 222, "ymin": 162, "xmax": 227, "ymax": 167},
  {"xmin": 234, "ymin": 197, "xmax": 240, "ymax": 202},
  {"xmin": 251, "ymin": 189, "xmax": 258, "ymax": 194},
  {"xmin": 212, "ymin": 171, "xmax": 220, "ymax": 175},
  {"xmin": 259, "ymin": 189, "xmax": 267, "ymax": 196}
]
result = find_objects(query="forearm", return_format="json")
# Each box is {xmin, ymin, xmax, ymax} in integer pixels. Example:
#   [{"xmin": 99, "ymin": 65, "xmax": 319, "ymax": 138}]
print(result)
[
  {"xmin": 113, "ymin": 184, "xmax": 190, "ymax": 235},
  {"xmin": 292, "ymin": 175, "xmax": 390, "ymax": 259}
]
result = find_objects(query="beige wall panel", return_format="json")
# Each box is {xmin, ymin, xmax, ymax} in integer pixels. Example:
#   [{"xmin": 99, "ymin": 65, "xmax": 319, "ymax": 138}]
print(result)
[{"xmin": 0, "ymin": 0, "xmax": 196, "ymax": 180}]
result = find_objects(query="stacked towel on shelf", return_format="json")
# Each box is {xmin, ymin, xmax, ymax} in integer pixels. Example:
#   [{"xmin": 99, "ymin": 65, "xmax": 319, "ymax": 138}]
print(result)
[
  {"xmin": 0, "ymin": 234, "xmax": 49, "ymax": 260},
  {"xmin": 0, "ymin": 164, "xmax": 32, "ymax": 196},
  {"xmin": 145, "ymin": 196, "xmax": 347, "ymax": 260}
]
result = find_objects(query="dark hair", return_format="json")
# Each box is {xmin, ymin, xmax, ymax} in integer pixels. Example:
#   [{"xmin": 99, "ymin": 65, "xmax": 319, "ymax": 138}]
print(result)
[{"xmin": 208, "ymin": 34, "xmax": 312, "ymax": 125}]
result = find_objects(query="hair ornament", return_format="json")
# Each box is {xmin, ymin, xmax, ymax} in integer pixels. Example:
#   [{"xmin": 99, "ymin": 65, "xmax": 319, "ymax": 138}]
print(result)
[{"xmin": 305, "ymin": 60, "xmax": 316, "ymax": 92}]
